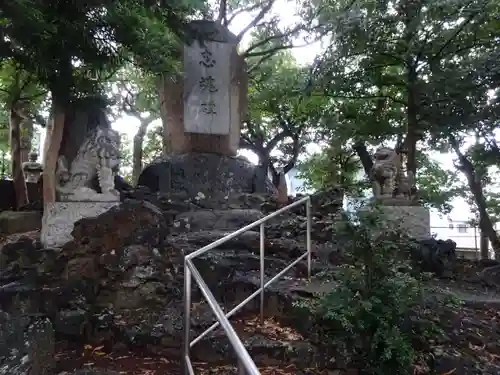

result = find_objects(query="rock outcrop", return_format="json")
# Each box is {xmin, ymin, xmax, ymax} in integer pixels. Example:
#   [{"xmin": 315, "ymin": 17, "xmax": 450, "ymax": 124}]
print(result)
[
  {"xmin": 0, "ymin": 312, "xmax": 54, "ymax": 375},
  {"xmin": 0, "ymin": 186, "xmax": 464, "ymax": 374}
]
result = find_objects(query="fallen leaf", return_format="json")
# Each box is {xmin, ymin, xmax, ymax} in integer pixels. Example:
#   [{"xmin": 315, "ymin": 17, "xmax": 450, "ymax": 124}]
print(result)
[{"xmin": 91, "ymin": 345, "xmax": 104, "ymax": 354}]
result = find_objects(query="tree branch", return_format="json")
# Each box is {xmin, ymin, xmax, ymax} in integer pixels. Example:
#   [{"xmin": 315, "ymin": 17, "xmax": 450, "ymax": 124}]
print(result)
[
  {"xmin": 246, "ymin": 53, "xmax": 277, "ymax": 76},
  {"xmin": 264, "ymin": 127, "xmax": 291, "ymax": 152},
  {"xmin": 217, "ymin": 0, "xmax": 228, "ymax": 24},
  {"xmin": 242, "ymin": 24, "xmax": 303, "ymax": 56},
  {"xmin": 226, "ymin": 3, "xmax": 264, "ymax": 26},
  {"xmin": 236, "ymin": 0, "xmax": 276, "ymax": 43},
  {"xmin": 321, "ymin": 93, "xmax": 408, "ymax": 107},
  {"xmin": 283, "ymin": 135, "xmax": 300, "ymax": 174},
  {"xmin": 353, "ymin": 141, "xmax": 373, "ymax": 176},
  {"xmin": 427, "ymin": 7, "xmax": 483, "ymax": 65}
]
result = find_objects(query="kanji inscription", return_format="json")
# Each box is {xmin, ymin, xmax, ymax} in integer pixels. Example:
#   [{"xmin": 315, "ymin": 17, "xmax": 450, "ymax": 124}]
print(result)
[
  {"xmin": 184, "ymin": 39, "xmax": 232, "ymax": 135},
  {"xmin": 201, "ymin": 101, "xmax": 217, "ymax": 115},
  {"xmin": 199, "ymin": 48, "xmax": 216, "ymax": 68},
  {"xmin": 199, "ymin": 76, "xmax": 218, "ymax": 93}
]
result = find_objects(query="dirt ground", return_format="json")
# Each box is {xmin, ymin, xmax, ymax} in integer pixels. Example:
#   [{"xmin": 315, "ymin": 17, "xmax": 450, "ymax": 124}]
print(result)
[{"xmin": 52, "ymin": 260, "xmax": 500, "ymax": 375}]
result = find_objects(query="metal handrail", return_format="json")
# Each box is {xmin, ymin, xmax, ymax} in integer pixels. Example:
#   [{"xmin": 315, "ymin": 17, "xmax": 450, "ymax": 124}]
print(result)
[{"xmin": 183, "ymin": 196, "xmax": 312, "ymax": 375}]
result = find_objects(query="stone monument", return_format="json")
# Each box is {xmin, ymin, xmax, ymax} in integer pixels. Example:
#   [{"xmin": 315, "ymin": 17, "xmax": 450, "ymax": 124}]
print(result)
[
  {"xmin": 162, "ymin": 20, "xmax": 246, "ymax": 156},
  {"xmin": 41, "ymin": 126, "xmax": 121, "ymax": 247},
  {"xmin": 138, "ymin": 20, "xmax": 276, "ymax": 199},
  {"xmin": 22, "ymin": 152, "xmax": 43, "ymax": 183},
  {"xmin": 367, "ymin": 146, "xmax": 430, "ymax": 240}
]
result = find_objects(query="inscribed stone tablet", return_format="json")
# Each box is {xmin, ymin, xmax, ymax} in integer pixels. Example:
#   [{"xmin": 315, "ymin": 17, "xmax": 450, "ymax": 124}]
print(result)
[{"xmin": 183, "ymin": 40, "xmax": 232, "ymax": 135}]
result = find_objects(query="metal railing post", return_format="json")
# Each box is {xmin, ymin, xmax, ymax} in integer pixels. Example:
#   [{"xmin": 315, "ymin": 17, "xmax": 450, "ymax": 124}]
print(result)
[
  {"xmin": 259, "ymin": 222, "xmax": 265, "ymax": 325},
  {"xmin": 183, "ymin": 195, "xmax": 314, "ymax": 375},
  {"xmin": 306, "ymin": 197, "xmax": 312, "ymax": 280},
  {"xmin": 183, "ymin": 261, "xmax": 192, "ymax": 375}
]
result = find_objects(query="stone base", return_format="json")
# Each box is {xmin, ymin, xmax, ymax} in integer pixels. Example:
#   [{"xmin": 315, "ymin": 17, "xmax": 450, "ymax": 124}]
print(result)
[
  {"xmin": 137, "ymin": 152, "xmax": 276, "ymax": 198},
  {"xmin": 0, "ymin": 210, "xmax": 42, "ymax": 235},
  {"xmin": 360, "ymin": 205, "xmax": 431, "ymax": 241},
  {"xmin": 41, "ymin": 202, "xmax": 119, "ymax": 248}
]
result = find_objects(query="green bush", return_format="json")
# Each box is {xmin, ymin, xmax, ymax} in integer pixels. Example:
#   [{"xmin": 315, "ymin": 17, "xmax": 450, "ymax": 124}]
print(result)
[{"xmin": 295, "ymin": 208, "xmax": 434, "ymax": 375}]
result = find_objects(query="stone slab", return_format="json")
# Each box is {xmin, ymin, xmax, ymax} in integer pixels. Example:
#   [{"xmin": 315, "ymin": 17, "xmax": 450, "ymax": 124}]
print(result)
[
  {"xmin": 41, "ymin": 202, "xmax": 119, "ymax": 248},
  {"xmin": 0, "ymin": 210, "xmax": 42, "ymax": 235},
  {"xmin": 184, "ymin": 40, "xmax": 232, "ymax": 135},
  {"xmin": 360, "ymin": 205, "xmax": 431, "ymax": 241}
]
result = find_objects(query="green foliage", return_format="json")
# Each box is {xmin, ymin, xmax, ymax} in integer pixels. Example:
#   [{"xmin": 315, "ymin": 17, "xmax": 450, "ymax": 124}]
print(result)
[
  {"xmin": 0, "ymin": 110, "xmax": 9, "ymax": 178},
  {"xmin": 298, "ymin": 0, "xmax": 499, "ymax": 216},
  {"xmin": 242, "ymin": 51, "xmax": 327, "ymax": 175},
  {"xmin": 143, "ymin": 125, "xmax": 163, "ymax": 166},
  {"xmin": 118, "ymin": 132, "xmax": 133, "ymax": 183},
  {"xmin": 297, "ymin": 144, "xmax": 366, "ymax": 196},
  {"xmin": 0, "ymin": 0, "xmax": 201, "ymax": 100},
  {"xmin": 294, "ymin": 209, "xmax": 449, "ymax": 374},
  {"xmin": 415, "ymin": 151, "xmax": 464, "ymax": 214},
  {"xmin": 107, "ymin": 63, "xmax": 160, "ymax": 121}
]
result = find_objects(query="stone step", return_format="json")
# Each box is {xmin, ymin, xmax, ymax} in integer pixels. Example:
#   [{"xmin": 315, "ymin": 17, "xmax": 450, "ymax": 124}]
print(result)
[
  {"xmin": 174, "ymin": 209, "xmax": 264, "ymax": 232},
  {"xmin": 190, "ymin": 312, "xmax": 318, "ymax": 366},
  {"xmin": 105, "ymin": 304, "xmax": 320, "ymax": 368},
  {"xmin": 192, "ymin": 251, "xmax": 311, "ymax": 287},
  {"xmin": 204, "ymin": 271, "xmax": 334, "ymax": 319},
  {"xmin": 174, "ymin": 230, "xmax": 307, "ymax": 260}
]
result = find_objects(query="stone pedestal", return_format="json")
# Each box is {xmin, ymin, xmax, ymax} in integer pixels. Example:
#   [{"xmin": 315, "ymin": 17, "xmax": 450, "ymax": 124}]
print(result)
[
  {"xmin": 0, "ymin": 210, "xmax": 42, "ymax": 235},
  {"xmin": 361, "ymin": 205, "xmax": 431, "ymax": 241},
  {"xmin": 160, "ymin": 20, "xmax": 246, "ymax": 157},
  {"xmin": 41, "ymin": 202, "xmax": 118, "ymax": 247}
]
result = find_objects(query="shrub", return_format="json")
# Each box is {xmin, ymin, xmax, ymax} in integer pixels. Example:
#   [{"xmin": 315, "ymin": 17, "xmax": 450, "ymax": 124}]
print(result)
[{"xmin": 295, "ymin": 207, "xmax": 438, "ymax": 375}]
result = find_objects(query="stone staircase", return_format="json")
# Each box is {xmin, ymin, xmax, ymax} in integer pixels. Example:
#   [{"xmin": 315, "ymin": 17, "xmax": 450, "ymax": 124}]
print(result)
[
  {"xmin": 179, "ymin": 196, "xmax": 321, "ymax": 375},
  {"xmin": 1, "ymin": 194, "xmax": 340, "ymax": 375}
]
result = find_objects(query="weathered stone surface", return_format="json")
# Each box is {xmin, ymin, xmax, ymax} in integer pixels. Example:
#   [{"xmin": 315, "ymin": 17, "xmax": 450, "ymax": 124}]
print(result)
[
  {"xmin": 1, "ymin": 200, "xmax": 182, "ymax": 347},
  {"xmin": 175, "ymin": 209, "xmax": 263, "ymax": 231},
  {"xmin": 160, "ymin": 20, "xmax": 247, "ymax": 156},
  {"xmin": 183, "ymin": 22, "xmax": 234, "ymax": 136},
  {"xmin": 65, "ymin": 200, "xmax": 167, "ymax": 256},
  {"xmin": 0, "ymin": 312, "xmax": 54, "ymax": 375},
  {"xmin": 62, "ymin": 370, "xmax": 121, "ymax": 375},
  {"xmin": 0, "ymin": 211, "xmax": 41, "ymax": 236},
  {"xmin": 0, "ymin": 185, "xmax": 474, "ymax": 373},
  {"xmin": 41, "ymin": 202, "xmax": 119, "ymax": 248},
  {"xmin": 176, "ymin": 230, "xmax": 306, "ymax": 259},
  {"xmin": 137, "ymin": 153, "xmax": 276, "ymax": 199},
  {"xmin": 56, "ymin": 126, "xmax": 121, "ymax": 202},
  {"xmin": 359, "ymin": 204, "xmax": 431, "ymax": 241},
  {"xmin": 414, "ymin": 238, "xmax": 457, "ymax": 277}
]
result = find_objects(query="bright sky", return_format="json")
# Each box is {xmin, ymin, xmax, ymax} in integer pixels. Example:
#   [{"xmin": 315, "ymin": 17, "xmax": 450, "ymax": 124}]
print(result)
[{"xmin": 106, "ymin": 1, "xmax": 473, "ymax": 224}]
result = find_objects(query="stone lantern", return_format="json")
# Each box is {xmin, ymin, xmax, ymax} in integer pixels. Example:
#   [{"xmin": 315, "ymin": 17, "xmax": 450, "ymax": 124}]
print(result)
[{"xmin": 22, "ymin": 151, "xmax": 43, "ymax": 183}]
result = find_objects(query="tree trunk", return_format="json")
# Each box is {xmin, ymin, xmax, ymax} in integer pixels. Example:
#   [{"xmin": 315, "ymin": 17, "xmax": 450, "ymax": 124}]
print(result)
[
  {"xmin": 405, "ymin": 64, "xmax": 419, "ymax": 178},
  {"xmin": 451, "ymin": 139, "xmax": 500, "ymax": 257},
  {"xmin": 1, "ymin": 150, "xmax": 7, "ymax": 178},
  {"xmin": 158, "ymin": 74, "xmax": 185, "ymax": 155},
  {"xmin": 19, "ymin": 116, "xmax": 33, "ymax": 165},
  {"xmin": 58, "ymin": 96, "xmax": 111, "ymax": 166},
  {"xmin": 480, "ymin": 230, "xmax": 489, "ymax": 260},
  {"xmin": 132, "ymin": 118, "xmax": 153, "ymax": 185},
  {"xmin": 9, "ymin": 107, "xmax": 28, "ymax": 208},
  {"xmin": 42, "ymin": 98, "xmax": 66, "ymax": 204},
  {"xmin": 353, "ymin": 141, "xmax": 373, "ymax": 176}
]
